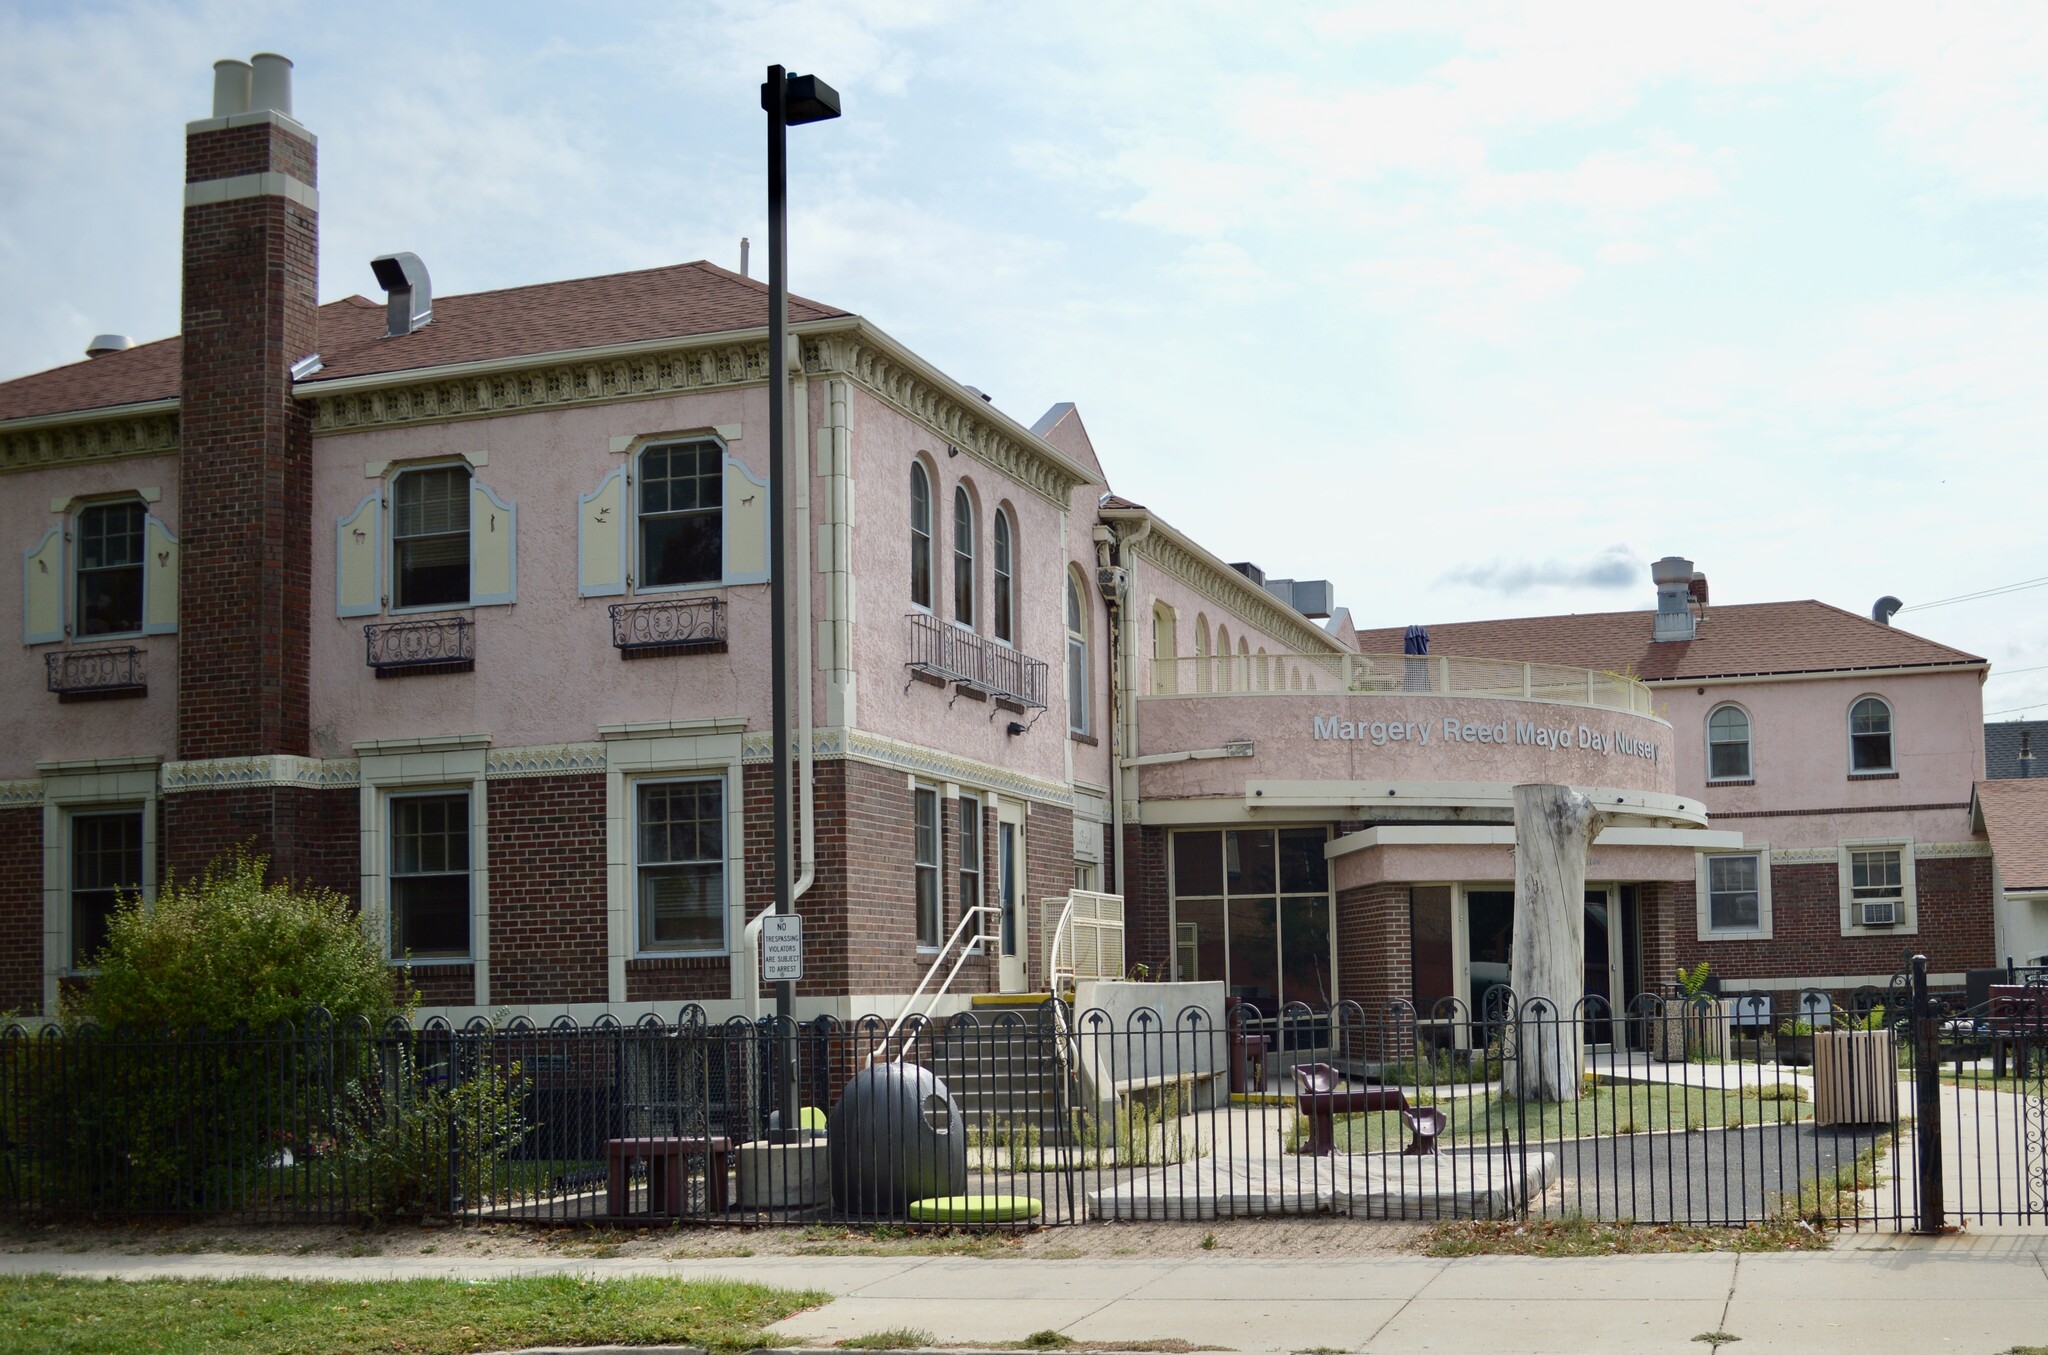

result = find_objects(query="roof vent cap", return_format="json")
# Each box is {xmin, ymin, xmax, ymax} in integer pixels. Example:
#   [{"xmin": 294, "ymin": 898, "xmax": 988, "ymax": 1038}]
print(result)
[
  {"xmin": 249, "ymin": 53, "xmax": 293, "ymax": 116},
  {"xmin": 370, "ymin": 253, "xmax": 432, "ymax": 337},
  {"xmin": 85, "ymin": 334, "xmax": 134, "ymax": 359},
  {"xmin": 1651, "ymin": 555, "xmax": 1697, "ymax": 642},
  {"xmin": 1872, "ymin": 595, "xmax": 1903, "ymax": 626}
]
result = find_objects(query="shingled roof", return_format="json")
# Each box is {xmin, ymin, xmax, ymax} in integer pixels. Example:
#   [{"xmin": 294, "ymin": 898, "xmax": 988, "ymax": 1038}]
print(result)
[
  {"xmin": 1975, "ymin": 778, "xmax": 2048, "ymax": 891},
  {"xmin": 1352, "ymin": 600, "xmax": 1982, "ymax": 680},
  {"xmin": 0, "ymin": 261, "xmax": 845, "ymax": 423}
]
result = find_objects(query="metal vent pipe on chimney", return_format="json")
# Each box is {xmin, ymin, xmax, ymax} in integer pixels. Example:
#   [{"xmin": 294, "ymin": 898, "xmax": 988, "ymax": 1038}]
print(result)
[
  {"xmin": 371, "ymin": 253, "xmax": 433, "ymax": 337},
  {"xmin": 212, "ymin": 59, "xmax": 252, "ymax": 117},
  {"xmin": 249, "ymin": 53, "xmax": 293, "ymax": 116}
]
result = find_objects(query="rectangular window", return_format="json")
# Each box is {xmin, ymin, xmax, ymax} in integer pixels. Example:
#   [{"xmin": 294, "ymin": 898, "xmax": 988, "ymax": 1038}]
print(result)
[
  {"xmin": 392, "ymin": 467, "xmax": 471, "ymax": 609},
  {"xmin": 70, "ymin": 808, "xmax": 141, "ymax": 968},
  {"xmin": 1851, "ymin": 849, "xmax": 1903, "ymax": 905},
  {"xmin": 636, "ymin": 778, "xmax": 726, "ymax": 953},
  {"xmin": 389, "ymin": 792, "xmax": 471, "ymax": 959},
  {"xmin": 639, "ymin": 441, "xmax": 723, "ymax": 587},
  {"xmin": 1707, "ymin": 854, "xmax": 1761, "ymax": 932},
  {"xmin": 75, "ymin": 501, "xmax": 145, "ymax": 637},
  {"xmin": 915, "ymin": 786, "xmax": 942, "ymax": 948},
  {"xmin": 959, "ymin": 795, "xmax": 983, "ymax": 940}
]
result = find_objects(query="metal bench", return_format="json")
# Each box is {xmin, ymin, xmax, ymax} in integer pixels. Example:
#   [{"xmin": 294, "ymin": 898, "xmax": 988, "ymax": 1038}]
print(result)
[{"xmin": 1291, "ymin": 1063, "xmax": 1446, "ymax": 1157}]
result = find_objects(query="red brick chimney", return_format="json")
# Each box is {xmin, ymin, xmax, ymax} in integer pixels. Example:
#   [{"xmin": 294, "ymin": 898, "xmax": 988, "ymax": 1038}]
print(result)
[{"xmin": 176, "ymin": 54, "xmax": 317, "ymax": 763}]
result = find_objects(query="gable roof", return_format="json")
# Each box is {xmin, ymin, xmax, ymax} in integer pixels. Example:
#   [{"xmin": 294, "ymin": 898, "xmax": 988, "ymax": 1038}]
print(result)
[
  {"xmin": 0, "ymin": 261, "xmax": 844, "ymax": 423},
  {"xmin": 1351, "ymin": 600, "xmax": 1982, "ymax": 680},
  {"xmin": 1974, "ymin": 778, "xmax": 2048, "ymax": 891}
]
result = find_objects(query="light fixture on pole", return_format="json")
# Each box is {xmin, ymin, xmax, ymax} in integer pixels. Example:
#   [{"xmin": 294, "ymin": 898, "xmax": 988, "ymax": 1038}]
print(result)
[{"xmin": 763, "ymin": 63, "xmax": 840, "ymax": 1140}]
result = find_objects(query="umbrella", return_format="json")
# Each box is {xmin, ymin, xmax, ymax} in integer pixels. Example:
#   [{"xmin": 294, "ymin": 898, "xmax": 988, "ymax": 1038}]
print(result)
[
  {"xmin": 1403, "ymin": 625, "xmax": 1430, "ymax": 655},
  {"xmin": 1403, "ymin": 625, "xmax": 1430, "ymax": 691}
]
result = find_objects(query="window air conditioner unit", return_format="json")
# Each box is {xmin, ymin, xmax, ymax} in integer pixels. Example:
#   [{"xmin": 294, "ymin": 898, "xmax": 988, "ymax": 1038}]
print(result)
[{"xmin": 1860, "ymin": 900, "xmax": 1898, "ymax": 927}]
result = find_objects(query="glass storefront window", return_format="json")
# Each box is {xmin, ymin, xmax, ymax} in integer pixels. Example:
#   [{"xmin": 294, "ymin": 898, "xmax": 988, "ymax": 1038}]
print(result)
[{"xmin": 1171, "ymin": 827, "xmax": 1332, "ymax": 1010}]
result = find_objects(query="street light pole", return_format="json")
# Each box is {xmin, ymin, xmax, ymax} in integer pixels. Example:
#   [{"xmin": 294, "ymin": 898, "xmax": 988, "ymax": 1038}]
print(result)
[{"xmin": 763, "ymin": 63, "xmax": 839, "ymax": 1140}]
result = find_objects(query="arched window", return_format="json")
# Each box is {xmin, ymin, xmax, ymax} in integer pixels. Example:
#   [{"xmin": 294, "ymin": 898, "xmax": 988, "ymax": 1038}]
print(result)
[
  {"xmin": 1066, "ymin": 572, "xmax": 1090, "ymax": 736},
  {"xmin": 909, "ymin": 462, "xmax": 933, "ymax": 608},
  {"xmin": 1707, "ymin": 705, "xmax": 1751, "ymax": 781},
  {"xmin": 991, "ymin": 507, "xmax": 1014, "ymax": 642},
  {"xmin": 1850, "ymin": 697, "xmax": 1894, "ymax": 773},
  {"xmin": 1256, "ymin": 647, "xmax": 1269, "ymax": 691},
  {"xmin": 1152, "ymin": 601, "xmax": 1177, "ymax": 694},
  {"xmin": 1194, "ymin": 616, "xmax": 1210, "ymax": 693},
  {"xmin": 953, "ymin": 486, "xmax": 976, "ymax": 627},
  {"xmin": 1215, "ymin": 626, "xmax": 1232, "ymax": 691}
]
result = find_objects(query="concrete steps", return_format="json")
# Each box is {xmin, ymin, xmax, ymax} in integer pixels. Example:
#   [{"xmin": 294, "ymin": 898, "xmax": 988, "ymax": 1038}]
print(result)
[{"xmin": 926, "ymin": 1020, "xmax": 1072, "ymax": 1136}]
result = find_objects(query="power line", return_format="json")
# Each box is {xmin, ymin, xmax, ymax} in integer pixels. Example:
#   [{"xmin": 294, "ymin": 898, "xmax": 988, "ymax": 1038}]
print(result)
[
  {"xmin": 1987, "ymin": 662, "xmax": 2048, "ymax": 680},
  {"xmin": 1986, "ymin": 700, "xmax": 2048, "ymax": 718},
  {"xmin": 1898, "ymin": 574, "xmax": 2048, "ymax": 613}
]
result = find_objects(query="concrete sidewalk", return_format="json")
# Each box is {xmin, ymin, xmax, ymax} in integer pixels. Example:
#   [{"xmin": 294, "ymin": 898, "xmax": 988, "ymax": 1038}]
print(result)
[{"xmin": 6, "ymin": 1234, "xmax": 2048, "ymax": 1353}]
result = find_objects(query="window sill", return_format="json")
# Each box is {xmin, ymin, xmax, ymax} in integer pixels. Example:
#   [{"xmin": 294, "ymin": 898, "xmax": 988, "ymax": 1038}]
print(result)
[
  {"xmin": 1070, "ymin": 733, "xmax": 1099, "ymax": 747},
  {"xmin": 57, "ymin": 685, "xmax": 147, "ymax": 703},
  {"xmin": 620, "ymin": 640, "xmax": 727, "ymax": 661},
  {"xmin": 627, "ymin": 954, "xmax": 728, "ymax": 970},
  {"xmin": 374, "ymin": 659, "xmax": 474, "ymax": 679},
  {"xmin": 1701, "ymin": 929, "xmax": 1770, "ymax": 941},
  {"xmin": 1707, "ymin": 778, "xmax": 1754, "ymax": 788},
  {"xmin": 1848, "ymin": 771, "xmax": 1899, "ymax": 781}
]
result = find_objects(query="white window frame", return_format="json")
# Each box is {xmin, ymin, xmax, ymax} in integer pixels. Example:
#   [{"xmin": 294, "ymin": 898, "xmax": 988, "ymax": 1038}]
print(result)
[
  {"xmin": 1067, "ymin": 571, "xmax": 1090, "ymax": 737},
  {"xmin": 39, "ymin": 755, "xmax": 161, "ymax": 1014},
  {"xmin": 959, "ymin": 791, "xmax": 983, "ymax": 941},
  {"xmin": 389, "ymin": 462, "xmax": 475, "ymax": 613},
  {"xmin": 952, "ymin": 486, "xmax": 976, "ymax": 630},
  {"xmin": 909, "ymin": 461, "xmax": 934, "ymax": 612},
  {"xmin": 600, "ymin": 717, "xmax": 748, "ymax": 1005},
  {"xmin": 1706, "ymin": 703, "xmax": 1752, "ymax": 783},
  {"xmin": 1839, "ymin": 838, "xmax": 1917, "ymax": 936},
  {"xmin": 914, "ymin": 781, "xmax": 943, "ymax": 951},
  {"xmin": 991, "ymin": 507, "xmax": 1014, "ymax": 645},
  {"xmin": 357, "ymin": 735, "xmax": 491, "ymax": 995},
  {"xmin": 631, "ymin": 774, "xmax": 729, "ymax": 957},
  {"xmin": 1695, "ymin": 847, "xmax": 1772, "ymax": 940},
  {"xmin": 1849, "ymin": 695, "xmax": 1895, "ymax": 776},
  {"xmin": 72, "ymin": 497, "xmax": 150, "ymax": 641},
  {"xmin": 633, "ymin": 436, "xmax": 727, "ymax": 596},
  {"xmin": 386, "ymin": 788, "xmax": 476, "ymax": 963}
]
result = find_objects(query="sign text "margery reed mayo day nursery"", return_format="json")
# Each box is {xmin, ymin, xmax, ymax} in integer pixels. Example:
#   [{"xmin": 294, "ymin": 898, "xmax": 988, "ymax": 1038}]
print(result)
[{"xmin": 1309, "ymin": 715, "xmax": 1661, "ymax": 764}]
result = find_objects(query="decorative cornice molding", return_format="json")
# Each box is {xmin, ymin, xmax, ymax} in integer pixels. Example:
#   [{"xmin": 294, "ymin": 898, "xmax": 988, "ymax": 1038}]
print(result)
[
  {"xmin": 1917, "ymin": 840, "xmax": 1993, "ymax": 859},
  {"xmin": 1766, "ymin": 840, "xmax": 1992, "ymax": 865},
  {"xmin": 486, "ymin": 744, "xmax": 606, "ymax": 779},
  {"xmin": 0, "ymin": 780, "xmax": 43, "ymax": 809},
  {"xmin": 1129, "ymin": 528, "xmax": 1339, "ymax": 656},
  {"xmin": 838, "ymin": 728, "xmax": 1074, "ymax": 807},
  {"xmin": 309, "ymin": 341, "xmax": 774, "ymax": 437},
  {"xmin": 160, "ymin": 754, "xmax": 359, "ymax": 793},
  {"xmin": 0, "ymin": 411, "xmax": 180, "ymax": 475},
  {"xmin": 806, "ymin": 334, "xmax": 1085, "ymax": 509}
]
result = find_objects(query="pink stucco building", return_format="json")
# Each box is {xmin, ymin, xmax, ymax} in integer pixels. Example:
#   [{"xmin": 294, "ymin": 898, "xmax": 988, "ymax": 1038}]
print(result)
[{"xmin": 0, "ymin": 56, "xmax": 2017, "ymax": 1035}]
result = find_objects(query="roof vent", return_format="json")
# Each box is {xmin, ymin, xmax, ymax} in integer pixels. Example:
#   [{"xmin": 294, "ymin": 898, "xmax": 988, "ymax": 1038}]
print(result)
[
  {"xmin": 370, "ymin": 253, "xmax": 432, "ymax": 337},
  {"xmin": 249, "ymin": 53, "xmax": 294, "ymax": 116},
  {"xmin": 1230, "ymin": 562, "xmax": 1266, "ymax": 586},
  {"xmin": 1651, "ymin": 555, "xmax": 1697, "ymax": 642},
  {"xmin": 84, "ymin": 334, "xmax": 134, "ymax": 359},
  {"xmin": 1260, "ymin": 577, "xmax": 1335, "ymax": 619},
  {"xmin": 1872, "ymin": 596, "xmax": 1903, "ymax": 626}
]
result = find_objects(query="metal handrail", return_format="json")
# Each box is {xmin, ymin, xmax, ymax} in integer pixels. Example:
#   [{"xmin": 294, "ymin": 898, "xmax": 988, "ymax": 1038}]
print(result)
[
  {"xmin": 871, "ymin": 904, "xmax": 1002, "ymax": 1066},
  {"xmin": 1146, "ymin": 649, "xmax": 1656, "ymax": 716}
]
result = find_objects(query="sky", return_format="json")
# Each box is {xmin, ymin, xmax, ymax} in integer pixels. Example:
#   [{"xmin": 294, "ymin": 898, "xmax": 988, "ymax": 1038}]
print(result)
[{"xmin": 4, "ymin": 1, "xmax": 2047, "ymax": 717}]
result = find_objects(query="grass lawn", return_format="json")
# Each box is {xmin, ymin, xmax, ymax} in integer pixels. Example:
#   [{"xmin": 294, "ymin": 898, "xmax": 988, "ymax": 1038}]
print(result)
[
  {"xmin": 1939, "ymin": 1068, "xmax": 2048, "ymax": 1091},
  {"xmin": 1323, "ymin": 1081, "xmax": 1811, "ymax": 1150},
  {"xmin": 0, "ymin": 1273, "xmax": 825, "ymax": 1355}
]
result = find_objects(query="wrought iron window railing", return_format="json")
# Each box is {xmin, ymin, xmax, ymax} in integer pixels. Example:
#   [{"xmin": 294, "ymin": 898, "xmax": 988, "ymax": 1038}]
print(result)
[
  {"xmin": 610, "ymin": 596, "xmax": 728, "ymax": 658},
  {"xmin": 365, "ymin": 616, "xmax": 474, "ymax": 677},
  {"xmin": 46, "ymin": 646, "xmax": 146, "ymax": 701},
  {"xmin": 905, "ymin": 612, "xmax": 1048, "ymax": 709}
]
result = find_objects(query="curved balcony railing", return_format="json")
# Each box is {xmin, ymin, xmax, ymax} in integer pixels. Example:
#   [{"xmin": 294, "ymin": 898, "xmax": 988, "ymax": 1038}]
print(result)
[{"xmin": 1148, "ymin": 651, "xmax": 1655, "ymax": 716}]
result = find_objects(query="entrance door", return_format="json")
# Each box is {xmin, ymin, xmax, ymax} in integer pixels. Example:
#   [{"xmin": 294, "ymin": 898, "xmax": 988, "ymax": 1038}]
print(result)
[
  {"xmin": 997, "ymin": 803, "xmax": 1027, "ymax": 992},
  {"xmin": 1584, "ymin": 887, "xmax": 1615, "ymax": 1047}
]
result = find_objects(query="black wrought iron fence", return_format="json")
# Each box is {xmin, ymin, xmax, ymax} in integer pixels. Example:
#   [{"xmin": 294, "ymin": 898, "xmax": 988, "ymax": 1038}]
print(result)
[{"xmin": 0, "ymin": 992, "xmax": 1920, "ymax": 1230}]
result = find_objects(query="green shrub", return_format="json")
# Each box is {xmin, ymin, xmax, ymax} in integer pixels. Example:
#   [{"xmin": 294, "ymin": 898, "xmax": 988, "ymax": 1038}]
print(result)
[
  {"xmin": 334, "ymin": 1039, "xmax": 529, "ymax": 1222},
  {"xmin": 66, "ymin": 849, "xmax": 400, "ymax": 1034}
]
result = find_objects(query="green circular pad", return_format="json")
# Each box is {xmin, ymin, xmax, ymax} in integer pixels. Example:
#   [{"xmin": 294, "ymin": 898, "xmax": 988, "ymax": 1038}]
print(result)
[{"xmin": 906, "ymin": 1194, "xmax": 1044, "ymax": 1223}]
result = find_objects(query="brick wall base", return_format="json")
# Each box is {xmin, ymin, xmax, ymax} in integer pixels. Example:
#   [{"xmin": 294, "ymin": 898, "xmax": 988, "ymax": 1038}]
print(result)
[{"xmin": 0, "ymin": 806, "xmax": 42, "ymax": 1014}]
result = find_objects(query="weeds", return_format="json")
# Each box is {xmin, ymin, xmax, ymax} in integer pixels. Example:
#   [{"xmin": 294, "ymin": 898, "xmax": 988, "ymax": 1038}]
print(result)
[{"xmin": 839, "ymin": 1329, "xmax": 936, "ymax": 1350}]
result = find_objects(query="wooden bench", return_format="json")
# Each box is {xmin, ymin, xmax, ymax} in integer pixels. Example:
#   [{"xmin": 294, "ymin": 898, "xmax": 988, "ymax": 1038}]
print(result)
[
  {"xmin": 1292, "ymin": 1063, "xmax": 1446, "ymax": 1157},
  {"xmin": 605, "ymin": 1135, "xmax": 731, "ymax": 1217},
  {"xmin": 1988, "ymin": 986, "xmax": 2048, "ymax": 1078}
]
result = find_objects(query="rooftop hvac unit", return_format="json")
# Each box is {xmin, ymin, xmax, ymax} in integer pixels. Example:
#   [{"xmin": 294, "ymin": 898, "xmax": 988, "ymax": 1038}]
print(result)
[{"xmin": 1860, "ymin": 900, "xmax": 1898, "ymax": 927}]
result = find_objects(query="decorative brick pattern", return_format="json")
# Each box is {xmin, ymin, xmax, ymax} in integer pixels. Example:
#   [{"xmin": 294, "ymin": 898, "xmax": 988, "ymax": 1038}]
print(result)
[
  {"xmin": 487, "ymin": 774, "xmax": 606, "ymax": 1005},
  {"xmin": 0, "ymin": 806, "xmax": 42, "ymax": 1014}
]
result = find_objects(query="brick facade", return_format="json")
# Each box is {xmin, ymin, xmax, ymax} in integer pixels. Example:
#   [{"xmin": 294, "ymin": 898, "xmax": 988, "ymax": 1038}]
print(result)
[
  {"xmin": 176, "ymin": 118, "xmax": 318, "ymax": 767},
  {"xmin": 0, "ymin": 806, "xmax": 41, "ymax": 1014},
  {"xmin": 163, "ymin": 786, "xmax": 354, "ymax": 894},
  {"xmin": 487, "ymin": 774, "xmax": 607, "ymax": 1005}
]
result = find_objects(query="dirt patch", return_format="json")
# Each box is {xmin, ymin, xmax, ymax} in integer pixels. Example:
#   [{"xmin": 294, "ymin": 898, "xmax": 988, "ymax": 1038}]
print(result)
[{"xmin": 1, "ymin": 1215, "xmax": 1424, "ymax": 1261}]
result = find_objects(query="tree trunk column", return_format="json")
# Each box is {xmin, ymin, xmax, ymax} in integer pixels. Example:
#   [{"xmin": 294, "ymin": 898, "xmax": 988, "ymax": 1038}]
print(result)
[{"xmin": 1509, "ymin": 784, "xmax": 1606, "ymax": 1102}]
